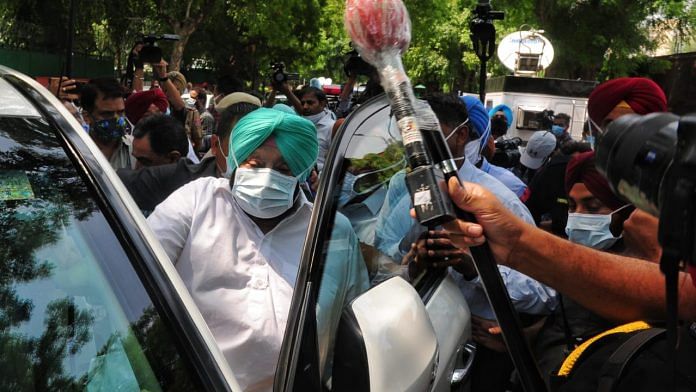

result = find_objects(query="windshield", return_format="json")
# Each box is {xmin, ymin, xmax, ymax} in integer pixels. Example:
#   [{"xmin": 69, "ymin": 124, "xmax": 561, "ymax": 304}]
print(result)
[{"xmin": 0, "ymin": 115, "xmax": 205, "ymax": 390}]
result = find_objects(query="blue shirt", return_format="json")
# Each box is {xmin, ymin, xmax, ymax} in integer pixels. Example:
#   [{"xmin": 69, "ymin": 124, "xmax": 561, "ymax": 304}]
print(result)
[
  {"xmin": 480, "ymin": 158, "xmax": 528, "ymax": 199},
  {"xmin": 374, "ymin": 160, "xmax": 557, "ymax": 319}
]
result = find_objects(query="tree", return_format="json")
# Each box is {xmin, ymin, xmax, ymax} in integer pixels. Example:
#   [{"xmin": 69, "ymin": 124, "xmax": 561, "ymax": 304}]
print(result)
[{"xmin": 152, "ymin": 0, "xmax": 218, "ymax": 71}]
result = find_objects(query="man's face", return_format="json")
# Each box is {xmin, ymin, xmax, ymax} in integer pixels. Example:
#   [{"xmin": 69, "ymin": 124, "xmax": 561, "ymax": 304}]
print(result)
[
  {"xmin": 601, "ymin": 105, "xmax": 635, "ymax": 130},
  {"xmin": 441, "ymin": 120, "xmax": 470, "ymax": 168},
  {"xmin": 84, "ymin": 93, "xmax": 125, "ymax": 125},
  {"xmin": 140, "ymin": 103, "xmax": 164, "ymax": 123},
  {"xmin": 568, "ymin": 183, "xmax": 612, "ymax": 215},
  {"xmin": 300, "ymin": 92, "xmax": 325, "ymax": 116},
  {"xmin": 131, "ymin": 134, "xmax": 180, "ymax": 169},
  {"xmin": 553, "ymin": 118, "xmax": 569, "ymax": 131},
  {"xmin": 238, "ymin": 138, "xmax": 293, "ymax": 177}
]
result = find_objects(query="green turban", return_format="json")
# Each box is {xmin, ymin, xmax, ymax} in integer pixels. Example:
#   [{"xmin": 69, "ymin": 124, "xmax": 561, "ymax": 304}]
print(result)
[{"xmin": 228, "ymin": 108, "xmax": 318, "ymax": 181}]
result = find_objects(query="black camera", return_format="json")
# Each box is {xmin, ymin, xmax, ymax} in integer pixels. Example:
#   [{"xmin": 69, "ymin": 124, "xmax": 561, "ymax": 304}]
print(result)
[
  {"xmin": 534, "ymin": 109, "xmax": 555, "ymax": 131},
  {"xmin": 472, "ymin": 1, "xmax": 505, "ymax": 21},
  {"xmin": 491, "ymin": 137, "xmax": 522, "ymax": 168},
  {"xmin": 596, "ymin": 112, "xmax": 696, "ymax": 264},
  {"xmin": 139, "ymin": 34, "xmax": 180, "ymax": 64},
  {"xmin": 595, "ymin": 113, "xmax": 682, "ymax": 217},
  {"xmin": 270, "ymin": 62, "xmax": 299, "ymax": 85},
  {"xmin": 344, "ymin": 49, "xmax": 375, "ymax": 77}
]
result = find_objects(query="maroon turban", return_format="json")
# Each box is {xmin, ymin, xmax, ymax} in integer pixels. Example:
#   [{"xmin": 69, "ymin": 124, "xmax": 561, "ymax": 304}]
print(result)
[
  {"xmin": 587, "ymin": 77, "xmax": 667, "ymax": 125},
  {"xmin": 125, "ymin": 89, "xmax": 169, "ymax": 125},
  {"xmin": 565, "ymin": 151, "xmax": 624, "ymax": 210}
]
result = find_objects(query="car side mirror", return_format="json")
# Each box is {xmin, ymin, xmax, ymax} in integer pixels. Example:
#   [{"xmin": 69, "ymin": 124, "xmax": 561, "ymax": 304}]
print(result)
[{"xmin": 332, "ymin": 277, "xmax": 439, "ymax": 391}]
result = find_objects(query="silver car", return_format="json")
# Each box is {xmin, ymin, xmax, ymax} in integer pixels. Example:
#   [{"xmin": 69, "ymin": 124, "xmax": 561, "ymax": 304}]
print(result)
[{"xmin": 0, "ymin": 66, "xmax": 474, "ymax": 391}]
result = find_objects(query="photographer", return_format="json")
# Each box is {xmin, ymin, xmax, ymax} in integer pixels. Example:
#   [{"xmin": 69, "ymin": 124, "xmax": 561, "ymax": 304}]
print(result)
[{"xmin": 441, "ymin": 175, "xmax": 696, "ymax": 322}]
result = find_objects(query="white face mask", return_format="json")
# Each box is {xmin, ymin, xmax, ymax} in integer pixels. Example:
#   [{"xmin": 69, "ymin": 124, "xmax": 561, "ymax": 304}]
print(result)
[
  {"xmin": 446, "ymin": 118, "xmax": 480, "ymax": 164},
  {"xmin": 232, "ymin": 167, "xmax": 298, "ymax": 219},
  {"xmin": 565, "ymin": 212, "xmax": 620, "ymax": 250},
  {"xmin": 304, "ymin": 110, "xmax": 327, "ymax": 124}
]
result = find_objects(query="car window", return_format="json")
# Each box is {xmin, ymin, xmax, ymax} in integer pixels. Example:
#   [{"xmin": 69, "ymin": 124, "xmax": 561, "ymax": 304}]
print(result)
[
  {"xmin": 0, "ymin": 116, "xmax": 205, "ymax": 390},
  {"xmin": 307, "ymin": 97, "xmax": 439, "ymax": 387}
]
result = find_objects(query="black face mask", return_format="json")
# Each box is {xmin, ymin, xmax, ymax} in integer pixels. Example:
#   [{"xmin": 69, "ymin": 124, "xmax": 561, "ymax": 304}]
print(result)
[{"xmin": 491, "ymin": 116, "xmax": 508, "ymax": 137}]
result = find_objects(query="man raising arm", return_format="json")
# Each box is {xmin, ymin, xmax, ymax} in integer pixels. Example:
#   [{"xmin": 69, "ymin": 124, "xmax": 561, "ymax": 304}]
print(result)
[{"xmin": 442, "ymin": 177, "xmax": 696, "ymax": 322}]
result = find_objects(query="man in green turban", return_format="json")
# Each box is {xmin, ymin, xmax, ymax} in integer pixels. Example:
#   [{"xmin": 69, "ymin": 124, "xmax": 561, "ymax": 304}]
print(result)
[{"xmin": 147, "ymin": 108, "xmax": 369, "ymax": 390}]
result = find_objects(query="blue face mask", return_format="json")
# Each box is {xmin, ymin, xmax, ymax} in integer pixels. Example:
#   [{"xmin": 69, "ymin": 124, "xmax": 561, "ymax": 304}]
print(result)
[
  {"xmin": 339, "ymin": 172, "xmax": 358, "ymax": 208},
  {"xmin": 565, "ymin": 212, "xmax": 620, "ymax": 250},
  {"xmin": 90, "ymin": 116, "xmax": 127, "ymax": 141},
  {"xmin": 551, "ymin": 125, "xmax": 565, "ymax": 137}
]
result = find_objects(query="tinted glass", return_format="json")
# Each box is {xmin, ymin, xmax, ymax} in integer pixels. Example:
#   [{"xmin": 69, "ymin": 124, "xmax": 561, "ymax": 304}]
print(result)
[
  {"xmin": 334, "ymin": 99, "xmax": 428, "ymax": 286},
  {"xmin": 312, "ymin": 98, "xmax": 436, "ymax": 386},
  {"xmin": 0, "ymin": 116, "xmax": 204, "ymax": 390}
]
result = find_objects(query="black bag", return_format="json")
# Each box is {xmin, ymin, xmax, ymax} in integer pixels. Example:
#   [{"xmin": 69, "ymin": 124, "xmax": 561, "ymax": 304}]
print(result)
[{"xmin": 551, "ymin": 322, "xmax": 696, "ymax": 392}]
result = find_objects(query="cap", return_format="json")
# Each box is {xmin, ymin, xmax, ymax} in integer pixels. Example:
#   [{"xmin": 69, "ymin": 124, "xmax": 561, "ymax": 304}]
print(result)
[
  {"xmin": 520, "ymin": 131, "xmax": 557, "ymax": 169},
  {"xmin": 167, "ymin": 71, "xmax": 188, "ymax": 94},
  {"xmin": 215, "ymin": 92, "xmax": 262, "ymax": 111}
]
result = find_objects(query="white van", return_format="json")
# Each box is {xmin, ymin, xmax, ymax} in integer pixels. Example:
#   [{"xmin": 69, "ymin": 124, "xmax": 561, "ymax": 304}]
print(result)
[{"xmin": 480, "ymin": 76, "xmax": 597, "ymax": 141}]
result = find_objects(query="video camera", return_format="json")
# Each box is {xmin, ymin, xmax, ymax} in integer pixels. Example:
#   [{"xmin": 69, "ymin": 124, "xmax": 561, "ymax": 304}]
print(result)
[
  {"xmin": 270, "ymin": 62, "xmax": 299, "ymax": 85},
  {"xmin": 535, "ymin": 109, "xmax": 555, "ymax": 131},
  {"xmin": 344, "ymin": 48, "xmax": 375, "ymax": 77},
  {"xmin": 471, "ymin": 0, "xmax": 505, "ymax": 22},
  {"xmin": 491, "ymin": 137, "xmax": 522, "ymax": 168},
  {"xmin": 139, "ymin": 34, "xmax": 180, "ymax": 64}
]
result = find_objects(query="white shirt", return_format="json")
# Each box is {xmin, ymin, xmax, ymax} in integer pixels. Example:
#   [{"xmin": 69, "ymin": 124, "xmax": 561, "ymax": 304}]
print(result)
[
  {"xmin": 147, "ymin": 177, "xmax": 368, "ymax": 391},
  {"xmin": 305, "ymin": 110, "xmax": 335, "ymax": 172}
]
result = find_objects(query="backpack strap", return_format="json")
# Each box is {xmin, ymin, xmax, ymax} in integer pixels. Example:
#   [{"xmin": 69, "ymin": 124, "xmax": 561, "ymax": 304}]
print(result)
[
  {"xmin": 557, "ymin": 321, "xmax": 651, "ymax": 377},
  {"xmin": 596, "ymin": 328, "xmax": 666, "ymax": 392}
]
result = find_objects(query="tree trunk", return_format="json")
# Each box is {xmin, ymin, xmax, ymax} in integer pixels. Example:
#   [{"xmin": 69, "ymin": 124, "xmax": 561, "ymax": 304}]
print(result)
[{"xmin": 169, "ymin": 30, "xmax": 192, "ymax": 72}]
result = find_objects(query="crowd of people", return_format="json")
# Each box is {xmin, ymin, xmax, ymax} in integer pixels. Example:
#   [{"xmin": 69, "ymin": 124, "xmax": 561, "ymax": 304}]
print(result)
[{"xmin": 53, "ymin": 53, "xmax": 695, "ymax": 392}]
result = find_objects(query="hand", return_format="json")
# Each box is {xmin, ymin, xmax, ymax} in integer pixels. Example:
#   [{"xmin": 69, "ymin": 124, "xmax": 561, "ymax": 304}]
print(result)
[
  {"xmin": 53, "ymin": 77, "xmax": 80, "ymax": 101},
  {"xmin": 401, "ymin": 230, "xmax": 476, "ymax": 279},
  {"xmin": 471, "ymin": 317, "xmax": 507, "ymax": 352},
  {"xmin": 152, "ymin": 60, "xmax": 168, "ymax": 79},
  {"xmin": 441, "ymin": 177, "xmax": 527, "ymax": 268},
  {"xmin": 309, "ymin": 170, "xmax": 319, "ymax": 193},
  {"xmin": 623, "ymin": 209, "xmax": 661, "ymax": 263}
]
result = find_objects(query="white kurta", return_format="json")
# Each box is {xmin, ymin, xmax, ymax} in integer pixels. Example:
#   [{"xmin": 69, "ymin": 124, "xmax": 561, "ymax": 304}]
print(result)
[{"xmin": 147, "ymin": 177, "xmax": 368, "ymax": 391}]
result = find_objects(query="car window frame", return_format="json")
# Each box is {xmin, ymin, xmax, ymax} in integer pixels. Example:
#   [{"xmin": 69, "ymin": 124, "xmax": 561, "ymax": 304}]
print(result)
[
  {"xmin": 276, "ymin": 93, "xmax": 446, "ymax": 391},
  {"xmin": 1, "ymin": 70, "xmax": 237, "ymax": 392}
]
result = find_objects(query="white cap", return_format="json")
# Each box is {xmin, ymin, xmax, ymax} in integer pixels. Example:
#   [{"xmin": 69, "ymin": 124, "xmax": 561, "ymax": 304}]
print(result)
[
  {"xmin": 520, "ymin": 131, "xmax": 557, "ymax": 169},
  {"xmin": 215, "ymin": 92, "xmax": 261, "ymax": 111}
]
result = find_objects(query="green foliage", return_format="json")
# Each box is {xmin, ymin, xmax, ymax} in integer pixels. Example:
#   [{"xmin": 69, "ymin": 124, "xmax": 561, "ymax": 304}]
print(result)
[{"xmin": 0, "ymin": 0, "xmax": 694, "ymax": 85}]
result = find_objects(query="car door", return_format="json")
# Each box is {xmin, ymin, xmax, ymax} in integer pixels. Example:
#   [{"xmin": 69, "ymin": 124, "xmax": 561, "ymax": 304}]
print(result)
[
  {"xmin": 276, "ymin": 94, "xmax": 474, "ymax": 391},
  {"xmin": 0, "ymin": 67, "xmax": 240, "ymax": 391}
]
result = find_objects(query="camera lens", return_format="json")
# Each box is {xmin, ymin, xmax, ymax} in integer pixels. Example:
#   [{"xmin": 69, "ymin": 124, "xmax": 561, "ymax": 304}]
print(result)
[{"xmin": 595, "ymin": 112, "xmax": 679, "ymax": 215}]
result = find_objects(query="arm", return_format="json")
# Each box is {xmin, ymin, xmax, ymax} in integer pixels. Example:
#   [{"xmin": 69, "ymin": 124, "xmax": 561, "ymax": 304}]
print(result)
[
  {"xmin": 337, "ymin": 74, "xmax": 358, "ymax": 116},
  {"xmin": 442, "ymin": 177, "xmax": 696, "ymax": 322},
  {"xmin": 264, "ymin": 89, "xmax": 277, "ymax": 108},
  {"xmin": 278, "ymin": 82, "xmax": 303, "ymax": 114},
  {"xmin": 145, "ymin": 178, "xmax": 200, "ymax": 263},
  {"xmin": 152, "ymin": 60, "xmax": 186, "ymax": 111},
  {"xmin": 133, "ymin": 68, "xmax": 145, "ymax": 92}
]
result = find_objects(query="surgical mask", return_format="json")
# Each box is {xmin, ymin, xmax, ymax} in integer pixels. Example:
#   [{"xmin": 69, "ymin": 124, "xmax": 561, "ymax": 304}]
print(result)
[
  {"xmin": 90, "ymin": 116, "xmax": 127, "ymax": 141},
  {"xmin": 551, "ymin": 125, "xmax": 565, "ymax": 137},
  {"xmin": 232, "ymin": 167, "xmax": 298, "ymax": 219},
  {"xmin": 339, "ymin": 158, "xmax": 407, "ymax": 208},
  {"xmin": 339, "ymin": 172, "xmax": 358, "ymax": 208},
  {"xmin": 565, "ymin": 212, "xmax": 620, "ymax": 250},
  {"xmin": 217, "ymin": 140, "xmax": 233, "ymax": 178},
  {"xmin": 447, "ymin": 118, "xmax": 480, "ymax": 163},
  {"xmin": 304, "ymin": 111, "xmax": 326, "ymax": 124}
]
